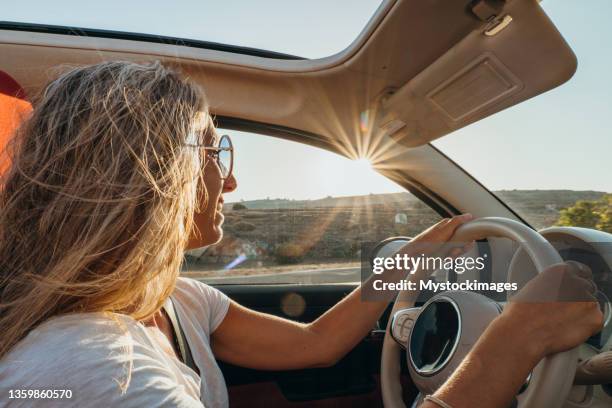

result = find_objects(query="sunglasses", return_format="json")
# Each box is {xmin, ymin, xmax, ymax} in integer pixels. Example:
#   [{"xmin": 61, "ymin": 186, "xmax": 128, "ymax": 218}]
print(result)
[{"xmin": 187, "ymin": 134, "xmax": 234, "ymax": 180}]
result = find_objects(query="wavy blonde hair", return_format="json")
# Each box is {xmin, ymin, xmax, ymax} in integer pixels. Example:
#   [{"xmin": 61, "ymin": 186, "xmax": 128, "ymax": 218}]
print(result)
[{"xmin": 0, "ymin": 61, "xmax": 210, "ymax": 359}]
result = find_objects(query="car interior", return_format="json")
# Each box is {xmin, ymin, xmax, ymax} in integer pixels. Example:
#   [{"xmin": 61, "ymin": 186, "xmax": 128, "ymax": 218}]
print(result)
[{"xmin": 1, "ymin": 0, "xmax": 611, "ymax": 407}]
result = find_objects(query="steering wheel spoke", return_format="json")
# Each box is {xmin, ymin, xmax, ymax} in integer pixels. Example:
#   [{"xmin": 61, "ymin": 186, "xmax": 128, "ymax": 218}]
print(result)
[{"xmin": 390, "ymin": 307, "xmax": 420, "ymax": 348}]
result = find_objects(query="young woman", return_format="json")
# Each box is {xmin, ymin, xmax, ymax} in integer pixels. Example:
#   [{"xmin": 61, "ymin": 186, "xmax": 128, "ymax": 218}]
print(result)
[{"xmin": 0, "ymin": 61, "xmax": 603, "ymax": 408}]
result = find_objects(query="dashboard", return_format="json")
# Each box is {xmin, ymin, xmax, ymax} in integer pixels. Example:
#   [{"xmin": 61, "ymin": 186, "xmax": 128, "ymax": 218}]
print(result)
[
  {"xmin": 511, "ymin": 226, "xmax": 612, "ymax": 350},
  {"xmin": 543, "ymin": 227, "xmax": 612, "ymax": 350}
]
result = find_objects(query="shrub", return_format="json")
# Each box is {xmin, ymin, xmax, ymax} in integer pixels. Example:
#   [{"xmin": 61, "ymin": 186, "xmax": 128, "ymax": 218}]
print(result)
[
  {"xmin": 232, "ymin": 203, "xmax": 248, "ymax": 211},
  {"xmin": 234, "ymin": 221, "xmax": 256, "ymax": 232},
  {"xmin": 330, "ymin": 246, "xmax": 351, "ymax": 258},
  {"xmin": 275, "ymin": 243, "xmax": 304, "ymax": 264},
  {"xmin": 243, "ymin": 212, "xmax": 266, "ymax": 219},
  {"xmin": 277, "ymin": 233, "xmax": 291, "ymax": 242},
  {"xmin": 557, "ymin": 194, "xmax": 612, "ymax": 232}
]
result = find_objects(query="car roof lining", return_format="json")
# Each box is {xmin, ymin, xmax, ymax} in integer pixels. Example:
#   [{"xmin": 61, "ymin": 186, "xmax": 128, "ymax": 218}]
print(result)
[
  {"xmin": 0, "ymin": 21, "xmax": 306, "ymax": 61},
  {"xmin": 0, "ymin": 0, "xmax": 575, "ymax": 154}
]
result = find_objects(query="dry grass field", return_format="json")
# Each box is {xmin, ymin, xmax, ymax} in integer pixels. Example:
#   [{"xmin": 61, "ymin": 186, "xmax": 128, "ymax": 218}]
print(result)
[{"xmin": 183, "ymin": 190, "xmax": 608, "ymax": 277}]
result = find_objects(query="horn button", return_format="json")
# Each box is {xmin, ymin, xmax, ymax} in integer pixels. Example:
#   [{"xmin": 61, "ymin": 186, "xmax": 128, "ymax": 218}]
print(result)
[{"xmin": 407, "ymin": 291, "xmax": 502, "ymax": 394}]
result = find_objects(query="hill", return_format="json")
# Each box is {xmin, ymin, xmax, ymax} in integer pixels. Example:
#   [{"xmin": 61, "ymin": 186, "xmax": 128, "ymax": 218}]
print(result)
[
  {"xmin": 186, "ymin": 190, "xmax": 608, "ymax": 268},
  {"xmin": 228, "ymin": 190, "xmax": 606, "ymax": 218},
  {"xmin": 226, "ymin": 192, "xmax": 418, "ymax": 210}
]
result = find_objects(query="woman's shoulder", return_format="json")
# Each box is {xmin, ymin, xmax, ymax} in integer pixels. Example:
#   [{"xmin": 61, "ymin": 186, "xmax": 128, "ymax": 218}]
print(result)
[
  {"xmin": 1, "ymin": 313, "xmax": 147, "ymax": 381},
  {"xmin": 9, "ymin": 312, "xmax": 146, "ymax": 349},
  {"xmin": 174, "ymin": 276, "xmax": 224, "ymax": 299},
  {"xmin": 5, "ymin": 312, "xmax": 134, "ymax": 354},
  {"xmin": 173, "ymin": 277, "xmax": 230, "ymax": 316},
  {"xmin": 0, "ymin": 313, "xmax": 201, "ymax": 407},
  {"xmin": 173, "ymin": 277, "xmax": 230, "ymax": 334}
]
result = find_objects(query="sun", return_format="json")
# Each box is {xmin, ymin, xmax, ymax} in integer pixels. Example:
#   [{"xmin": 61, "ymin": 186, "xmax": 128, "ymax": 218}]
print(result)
[{"xmin": 351, "ymin": 158, "xmax": 373, "ymax": 172}]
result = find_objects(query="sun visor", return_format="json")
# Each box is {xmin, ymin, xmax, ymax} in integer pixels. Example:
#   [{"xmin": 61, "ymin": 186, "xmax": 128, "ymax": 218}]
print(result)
[{"xmin": 375, "ymin": 0, "xmax": 577, "ymax": 147}]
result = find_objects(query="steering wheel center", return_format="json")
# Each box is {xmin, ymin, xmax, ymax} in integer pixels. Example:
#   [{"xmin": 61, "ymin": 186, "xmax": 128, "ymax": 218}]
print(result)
[{"xmin": 407, "ymin": 291, "xmax": 501, "ymax": 394}]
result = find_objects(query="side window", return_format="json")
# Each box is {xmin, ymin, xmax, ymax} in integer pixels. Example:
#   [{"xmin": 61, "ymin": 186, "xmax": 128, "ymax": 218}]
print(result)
[{"xmin": 182, "ymin": 129, "xmax": 442, "ymax": 284}]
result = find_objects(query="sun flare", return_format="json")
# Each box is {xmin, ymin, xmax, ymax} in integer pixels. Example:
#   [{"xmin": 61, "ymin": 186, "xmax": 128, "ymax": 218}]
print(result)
[{"xmin": 351, "ymin": 158, "xmax": 373, "ymax": 172}]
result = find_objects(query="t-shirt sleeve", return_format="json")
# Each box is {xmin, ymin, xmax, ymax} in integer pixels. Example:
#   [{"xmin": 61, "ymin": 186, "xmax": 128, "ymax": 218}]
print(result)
[{"xmin": 174, "ymin": 278, "xmax": 231, "ymax": 334}]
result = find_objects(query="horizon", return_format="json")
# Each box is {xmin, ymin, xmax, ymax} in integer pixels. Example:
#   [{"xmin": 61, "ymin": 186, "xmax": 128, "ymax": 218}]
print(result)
[{"xmin": 225, "ymin": 188, "xmax": 610, "ymax": 205}]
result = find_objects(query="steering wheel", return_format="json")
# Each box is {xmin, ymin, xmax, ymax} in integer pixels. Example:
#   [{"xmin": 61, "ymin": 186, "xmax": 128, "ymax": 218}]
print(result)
[{"xmin": 380, "ymin": 217, "xmax": 578, "ymax": 408}]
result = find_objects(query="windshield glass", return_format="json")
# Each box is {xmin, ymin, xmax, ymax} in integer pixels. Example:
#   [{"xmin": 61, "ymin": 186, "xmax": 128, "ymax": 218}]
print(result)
[
  {"xmin": 183, "ymin": 130, "xmax": 442, "ymax": 285},
  {"xmin": 434, "ymin": 0, "xmax": 611, "ymax": 231},
  {"xmin": 2, "ymin": 0, "xmax": 383, "ymax": 59}
]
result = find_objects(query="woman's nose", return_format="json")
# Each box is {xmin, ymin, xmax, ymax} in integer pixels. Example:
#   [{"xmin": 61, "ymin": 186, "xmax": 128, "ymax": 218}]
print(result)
[{"xmin": 222, "ymin": 173, "xmax": 237, "ymax": 193}]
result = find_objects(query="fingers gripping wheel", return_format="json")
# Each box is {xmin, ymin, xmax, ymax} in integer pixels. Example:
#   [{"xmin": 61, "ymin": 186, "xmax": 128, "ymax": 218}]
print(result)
[{"xmin": 380, "ymin": 217, "xmax": 576, "ymax": 408}]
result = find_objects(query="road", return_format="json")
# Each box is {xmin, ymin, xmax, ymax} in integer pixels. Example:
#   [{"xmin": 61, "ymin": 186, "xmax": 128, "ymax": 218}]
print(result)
[{"xmin": 198, "ymin": 266, "xmax": 362, "ymax": 285}]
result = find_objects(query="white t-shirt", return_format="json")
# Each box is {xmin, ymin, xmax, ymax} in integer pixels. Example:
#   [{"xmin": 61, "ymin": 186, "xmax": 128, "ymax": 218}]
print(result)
[{"xmin": 0, "ymin": 278, "xmax": 231, "ymax": 407}]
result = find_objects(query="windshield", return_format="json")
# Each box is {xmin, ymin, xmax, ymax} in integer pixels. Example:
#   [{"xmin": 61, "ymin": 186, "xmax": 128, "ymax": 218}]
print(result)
[
  {"xmin": 183, "ymin": 130, "xmax": 442, "ymax": 285},
  {"xmin": 182, "ymin": 129, "xmax": 441, "ymax": 284},
  {"xmin": 434, "ymin": 0, "xmax": 611, "ymax": 231},
  {"xmin": 2, "ymin": 0, "xmax": 383, "ymax": 59}
]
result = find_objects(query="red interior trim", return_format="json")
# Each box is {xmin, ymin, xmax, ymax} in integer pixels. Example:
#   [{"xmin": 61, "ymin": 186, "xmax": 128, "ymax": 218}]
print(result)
[
  {"xmin": 0, "ymin": 70, "xmax": 28, "ymax": 100},
  {"xmin": 0, "ymin": 70, "xmax": 32, "ymax": 175}
]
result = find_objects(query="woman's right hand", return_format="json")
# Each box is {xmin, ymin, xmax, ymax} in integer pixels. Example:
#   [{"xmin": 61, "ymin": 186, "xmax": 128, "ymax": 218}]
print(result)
[{"xmin": 500, "ymin": 261, "xmax": 604, "ymax": 359}]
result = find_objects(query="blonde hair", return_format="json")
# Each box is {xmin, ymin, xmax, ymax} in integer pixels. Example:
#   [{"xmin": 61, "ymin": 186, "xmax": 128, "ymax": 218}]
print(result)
[{"xmin": 0, "ymin": 61, "xmax": 211, "ymax": 359}]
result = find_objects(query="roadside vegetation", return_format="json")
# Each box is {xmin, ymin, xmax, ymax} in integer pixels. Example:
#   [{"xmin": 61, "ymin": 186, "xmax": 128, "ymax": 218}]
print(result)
[
  {"xmin": 183, "ymin": 190, "xmax": 611, "ymax": 275},
  {"xmin": 556, "ymin": 194, "xmax": 612, "ymax": 232}
]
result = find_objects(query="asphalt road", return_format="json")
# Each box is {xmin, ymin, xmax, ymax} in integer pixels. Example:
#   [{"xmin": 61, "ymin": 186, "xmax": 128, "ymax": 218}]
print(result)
[{"xmin": 199, "ymin": 266, "xmax": 362, "ymax": 285}]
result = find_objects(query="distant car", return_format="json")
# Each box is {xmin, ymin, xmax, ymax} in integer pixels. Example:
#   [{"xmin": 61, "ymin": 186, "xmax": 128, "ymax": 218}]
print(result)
[{"xmin": 1, "ymin": 1, "xmax": 611, "ymax": 407}]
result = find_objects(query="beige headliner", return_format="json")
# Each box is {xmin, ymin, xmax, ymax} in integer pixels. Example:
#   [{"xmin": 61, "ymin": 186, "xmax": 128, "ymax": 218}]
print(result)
[{"xmin": 0, "ymin": 0, "xmax": 575, "ymax": 158}]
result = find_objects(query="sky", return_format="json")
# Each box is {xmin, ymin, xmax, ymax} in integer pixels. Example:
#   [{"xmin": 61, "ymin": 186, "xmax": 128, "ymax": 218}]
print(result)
[
  {"xmin": 3, "ymin": 1, "xmax": 611, "ymax": 201},
  {"xmin": 2, "ymin": 1, "xmax": 383, "ymax": 58},
  {"xmin": 434, "ymin": 1, "xmax": 612, "ymax": 192}
]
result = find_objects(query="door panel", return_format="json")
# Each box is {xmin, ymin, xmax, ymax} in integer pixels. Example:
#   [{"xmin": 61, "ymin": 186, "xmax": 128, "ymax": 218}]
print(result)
[{"xmin": 213, "ymin": 283, "xmax": 418, "ymax": 407}]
